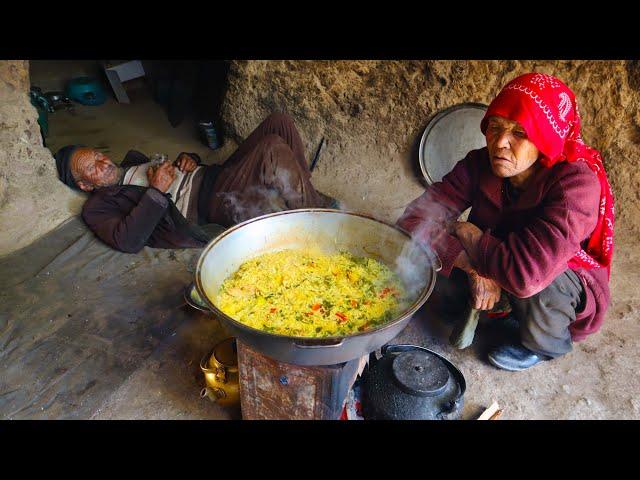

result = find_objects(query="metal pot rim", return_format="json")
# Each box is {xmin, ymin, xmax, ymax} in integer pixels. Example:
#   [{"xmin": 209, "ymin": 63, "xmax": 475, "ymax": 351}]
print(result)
[{"xmin": 195, "ymin": 208, "xmax": 439, "ymax": 344}]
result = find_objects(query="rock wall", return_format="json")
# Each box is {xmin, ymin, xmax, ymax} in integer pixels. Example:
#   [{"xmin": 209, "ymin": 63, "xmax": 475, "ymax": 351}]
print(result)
[
  {"xmin": 1, "ymin": 60, "xmax": 638, "ymax": 256},
  {"xmin": 0, "ymin": 60, "xmax": 83, "ymax": 257},
  {"xmin": 220, "ymin": 60, "xmax": 640, "ymax": 240}
]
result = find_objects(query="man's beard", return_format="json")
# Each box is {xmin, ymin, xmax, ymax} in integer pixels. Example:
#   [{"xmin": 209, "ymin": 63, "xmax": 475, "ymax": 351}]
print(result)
[{"xmin": 95, "ymin": 166, "xmax": 124, "ymax": 188}]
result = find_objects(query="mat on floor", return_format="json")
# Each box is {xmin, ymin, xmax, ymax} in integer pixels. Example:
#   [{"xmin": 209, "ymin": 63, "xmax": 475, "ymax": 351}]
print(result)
[{"xmin": 0, "ymin": 216, "xmax": 221, "ymax": 419}]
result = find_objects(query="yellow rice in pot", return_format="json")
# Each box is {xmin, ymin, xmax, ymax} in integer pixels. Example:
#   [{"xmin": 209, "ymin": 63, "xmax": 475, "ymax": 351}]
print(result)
[{"xmin": 216, "ymin": 249, "xmax": 409, "ymax": 338}]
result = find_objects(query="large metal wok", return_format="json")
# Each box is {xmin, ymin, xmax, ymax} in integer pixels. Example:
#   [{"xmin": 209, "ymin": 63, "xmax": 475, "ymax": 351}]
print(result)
[{"xmin": 195, "ymin": 209, "xmax": 440, "ymax": 366}]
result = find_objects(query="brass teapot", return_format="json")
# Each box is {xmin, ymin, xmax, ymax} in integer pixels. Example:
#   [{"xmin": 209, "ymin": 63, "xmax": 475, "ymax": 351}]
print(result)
[{"xmin": 200, "ymin": 337, "xmax": 240, "ymax": 407}]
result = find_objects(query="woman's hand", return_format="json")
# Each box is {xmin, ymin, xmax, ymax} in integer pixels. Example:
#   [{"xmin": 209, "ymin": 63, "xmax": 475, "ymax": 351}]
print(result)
[
  {"xmin": 453, "ymin": 250, "xmax": 475, "ymax": 273},
  {"xmin": 467, "ymin": 270, "xmax": 502, "ymax": 310},
  {"xmin": 175, "ymin": 153, "xmax": 198, "ymax": 173},
  {"xmin": 451, "ymin": 221, "xmax": 484, "ymax": 256}
]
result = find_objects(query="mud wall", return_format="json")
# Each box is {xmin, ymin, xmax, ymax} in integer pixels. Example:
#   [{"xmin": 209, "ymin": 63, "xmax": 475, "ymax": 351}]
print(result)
[
  {"xmin": 1, "ymin": 60, "xmax": 637, "ymax": 256},
  {"xmin": 220, "ymin": 60, "xmax": 640, "ymax": 240},
  {"xmin": 0, "ymin": 60, "xmax": 83, "ymax": 257}
]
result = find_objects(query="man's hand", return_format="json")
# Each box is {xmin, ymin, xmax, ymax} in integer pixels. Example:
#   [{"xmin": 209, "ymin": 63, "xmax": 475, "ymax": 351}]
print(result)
[
  {"xmin": 467, "ymin": 270, "xmax": 502, "ymax": 310},
  {"xmin": 175, "ymin": 153, "xmax": 198, "ymax": 173},
  {"xmin": 147, "ymin": 160, "xmax": 176, "ymax": 193},
  {"xmin": 451, "ymin": 221, "xmax": 484, "ymax": 257}
]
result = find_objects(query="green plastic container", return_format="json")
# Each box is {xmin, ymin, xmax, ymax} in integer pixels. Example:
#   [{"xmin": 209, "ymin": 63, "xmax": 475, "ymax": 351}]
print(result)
[{"xmin": 29, "ymin": 88, "xmax": 49, "ymax": 138}]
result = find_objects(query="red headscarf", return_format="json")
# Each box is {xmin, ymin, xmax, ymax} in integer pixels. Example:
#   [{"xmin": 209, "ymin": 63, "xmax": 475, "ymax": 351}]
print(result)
[{"xmin": 481, "ymin": 73, "xmax": 614, "ymax": 274}]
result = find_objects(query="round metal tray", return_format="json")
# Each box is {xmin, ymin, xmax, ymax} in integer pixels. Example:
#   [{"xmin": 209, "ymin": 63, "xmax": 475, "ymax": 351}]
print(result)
[{"xmin": 419, "ymin": 103, "xmax": 488, "ymax": 185}]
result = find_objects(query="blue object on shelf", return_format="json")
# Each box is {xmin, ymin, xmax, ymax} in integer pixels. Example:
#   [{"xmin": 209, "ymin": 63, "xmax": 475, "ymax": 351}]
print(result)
[
  {"xmin": 198, "ymin": 121, "xmax": 221, "ymax": 150},
  {"xmin": 65, "ymin": 76, "xmax": 107, "ymax": 106}
]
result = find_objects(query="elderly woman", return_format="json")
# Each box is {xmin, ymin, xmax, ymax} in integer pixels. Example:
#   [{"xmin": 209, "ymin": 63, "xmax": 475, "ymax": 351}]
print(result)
[{"xmin": 398, "ymin": 73, "xmax": 614, "ymax": 371}]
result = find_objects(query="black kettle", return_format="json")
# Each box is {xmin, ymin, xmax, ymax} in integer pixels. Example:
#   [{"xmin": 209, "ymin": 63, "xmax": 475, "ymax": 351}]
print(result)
[{"xmin": 361, "ymin": 344, "xmax": 466, "ymax": 420}]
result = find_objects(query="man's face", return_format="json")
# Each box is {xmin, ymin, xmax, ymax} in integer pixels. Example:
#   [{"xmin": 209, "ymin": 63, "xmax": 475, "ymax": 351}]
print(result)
[
  {"xmin": 71, "ymin": 148, "xmax": 119, "ymax": 191},
  {"xmin": 485, "ymin": 116, "xmax": 540, "ymax": 178}
]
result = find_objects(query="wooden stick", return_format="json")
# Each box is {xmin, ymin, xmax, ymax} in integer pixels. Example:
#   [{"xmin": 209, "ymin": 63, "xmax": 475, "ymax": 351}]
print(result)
[
  {"xmin": 488, "ymin": 409, "xmax": 503, "ymax": 420},
  {"xmin": 477, "ymin": 401, "xmax": 500, "ymax": 420}
]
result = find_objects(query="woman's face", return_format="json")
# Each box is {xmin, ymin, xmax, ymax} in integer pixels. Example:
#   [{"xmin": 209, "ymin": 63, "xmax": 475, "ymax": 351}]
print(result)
[{"xmin": 485, "ymin": 115, "xmax": 540, "ymax": 178}]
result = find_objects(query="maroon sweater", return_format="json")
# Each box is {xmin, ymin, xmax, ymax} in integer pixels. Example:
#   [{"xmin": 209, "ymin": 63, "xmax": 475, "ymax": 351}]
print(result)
[{"xmin": 397, "ymin": 147, "xmax": 610, "ymax": 341}]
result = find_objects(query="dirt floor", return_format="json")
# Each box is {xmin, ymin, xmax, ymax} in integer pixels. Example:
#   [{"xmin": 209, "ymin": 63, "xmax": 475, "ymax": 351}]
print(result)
[
  {"xmin": 88, "ymin": 241, "xmax": 640, "ymax": 420},
  {"xmin": 404, "ymin": 239, "xmax": 640, "ymax": 420},
  {"xmin": 21, "ymin": 61, "xmax": 640, "ymax": 420}
]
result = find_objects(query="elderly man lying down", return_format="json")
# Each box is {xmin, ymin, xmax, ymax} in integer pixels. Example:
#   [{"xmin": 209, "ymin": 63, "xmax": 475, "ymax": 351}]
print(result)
[{"xmin": 55, "ymin": 113, "xmax": 336, "ymax": 253}]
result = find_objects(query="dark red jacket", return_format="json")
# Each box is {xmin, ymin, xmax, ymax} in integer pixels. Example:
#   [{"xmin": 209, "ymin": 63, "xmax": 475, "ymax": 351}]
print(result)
[{"xmin": 398, "ymin": 147, "xmax": 610, "ymax": 341}]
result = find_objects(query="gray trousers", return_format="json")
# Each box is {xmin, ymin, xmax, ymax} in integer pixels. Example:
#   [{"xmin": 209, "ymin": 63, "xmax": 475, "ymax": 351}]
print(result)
[{"xmin": 431, "ymin": 268, "xmax": 586, "ymax": 358}]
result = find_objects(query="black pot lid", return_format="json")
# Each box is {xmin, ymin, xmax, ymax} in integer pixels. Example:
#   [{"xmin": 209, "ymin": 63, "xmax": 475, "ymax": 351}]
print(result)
[
  {"xmin": 392, "ymin": 350, "xmax": 451, "ymax": 397},
  {"xmin": 419, "ymin": 103, "xmax": 488, "ymax": 185}
]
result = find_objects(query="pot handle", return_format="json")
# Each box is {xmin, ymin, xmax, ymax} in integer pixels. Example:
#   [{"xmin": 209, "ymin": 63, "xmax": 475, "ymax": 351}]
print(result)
[
  {"xmin": 433, "ymin": 254, "xmax": 443, "ymax": 272},
  {"xmin": 438, "ymin": 397, "xmax": 463, "ymax": 420},
  {"xmin": 294, "ymin": 339, "xmax": 344, "ymax": 349},
  {"xmin": 185, "ymin": 283, "xmax": 213, "ymax": 313}
]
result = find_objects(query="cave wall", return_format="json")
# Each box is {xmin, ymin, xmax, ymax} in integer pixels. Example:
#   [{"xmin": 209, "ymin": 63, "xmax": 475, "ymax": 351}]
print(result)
[
  {"xmin": 0, "ymin": 60, "xmax": 83, "ymax": 257},
  {"xmin": 1, "ymin": 60, "xmax": 637, "ymax": 257},
  {"xmin": 220, "ymin": 60, "xmax": 640, "ymax": 240}
]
